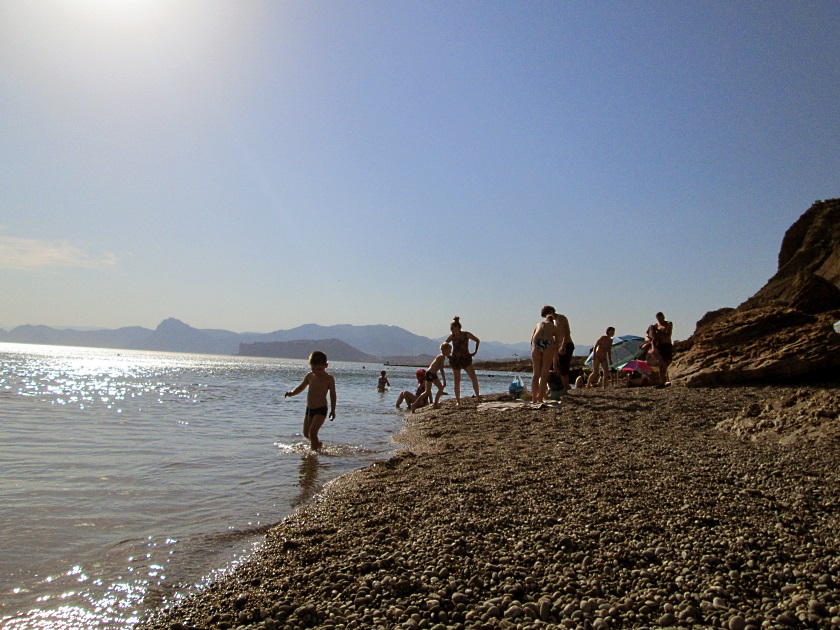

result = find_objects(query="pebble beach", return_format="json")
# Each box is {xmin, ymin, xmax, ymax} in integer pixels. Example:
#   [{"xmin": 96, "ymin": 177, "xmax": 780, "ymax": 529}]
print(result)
[{"xmin": 139, "ymin": 385, "xmax": 840, "ymax": 630}]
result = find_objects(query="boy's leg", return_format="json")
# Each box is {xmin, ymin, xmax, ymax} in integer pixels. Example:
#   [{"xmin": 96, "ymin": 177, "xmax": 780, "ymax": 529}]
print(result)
[
  {"xmin": 433, "ymin": 380, "xmax": 444, "ymax": 406},
  {"xmin": 303, "ymin": 412, "xmax": 312, "ymax": 439},
  {"xmin": 588, "ymin": 361, "xmax": 600, "ymax": 387},
  {"xmin": 308, "ymin": 413, "xmax": 326, "ymax": 450}
]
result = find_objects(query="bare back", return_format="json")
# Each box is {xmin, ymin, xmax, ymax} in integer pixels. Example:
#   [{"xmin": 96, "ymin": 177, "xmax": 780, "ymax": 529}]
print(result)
[
  {"xmin": 304, "ymin": 370, "xmax": 336, "ymax": 408},
  {"xmin": 554, "ymin": 314, "xmax": 572, "ymax": 345},
  {"xmin": 594, "ymin": 335, "xmax": 613, "ymax": 360},
  {"xmin": 428, "ymin": 353, "xmax": 446, "ymax": 375}
]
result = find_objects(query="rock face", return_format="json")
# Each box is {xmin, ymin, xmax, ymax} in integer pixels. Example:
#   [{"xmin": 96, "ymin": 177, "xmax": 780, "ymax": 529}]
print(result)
[{"xmin": 671, "ymin": 198, "xmax": 840, "ymax": 386}]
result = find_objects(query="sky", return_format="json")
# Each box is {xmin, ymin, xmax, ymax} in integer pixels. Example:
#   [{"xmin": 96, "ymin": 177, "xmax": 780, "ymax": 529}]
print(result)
[{"xmin": 1, "ymin": 1, "xmax": 839, "ymax": 345}]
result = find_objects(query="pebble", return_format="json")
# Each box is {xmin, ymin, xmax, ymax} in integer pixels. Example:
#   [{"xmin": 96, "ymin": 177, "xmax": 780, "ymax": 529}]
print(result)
[{"xmin": 137, "ymin": 387, "xmax": 840, "ymax": 630}]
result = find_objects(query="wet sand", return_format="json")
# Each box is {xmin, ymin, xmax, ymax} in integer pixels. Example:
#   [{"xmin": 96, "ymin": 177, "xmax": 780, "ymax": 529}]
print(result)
[{"xmin": 139, "ymin": 385, "xmax": 840, "ymax": 630}]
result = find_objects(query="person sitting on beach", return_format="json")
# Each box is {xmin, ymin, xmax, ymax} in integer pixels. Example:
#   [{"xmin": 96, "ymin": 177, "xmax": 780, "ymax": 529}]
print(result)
[
  {"xmin": 530, "ymin": 306, "xmax": 558, "ymax": 403},
  {"xmin": 411, "ymin": 344, "xmax": 450, "ymax": 412},
  {"xmin": 587, "ymin": 327, "xmax": 615, "ymax": 388},
  {"xmin": 574, "ymin": 372, "xmax": 588, "ymax": 389},
  {"xmin": 377, "ymin": 370, "xmax": 390, "ymax": 392},
  {"xmin": 444, "ymin": 316, "xmax": 481, "ymax": 405},
  {"xmin": 627, "ymin": 370, "xmax": 644, "ymax": 387},
  {"xmin": 284, "ymin": 350, "xmax": 336, "ymax": 451},
  {"xmin": 396, "ymin": 369, "xmax": 429, "ymax": 409}
]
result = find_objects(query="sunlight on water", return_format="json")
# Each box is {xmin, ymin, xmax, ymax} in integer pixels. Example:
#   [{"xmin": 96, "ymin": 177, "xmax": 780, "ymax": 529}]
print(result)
[{"xmin": 0, "ymin": 342, "xmax": 513, "ymax": 628}]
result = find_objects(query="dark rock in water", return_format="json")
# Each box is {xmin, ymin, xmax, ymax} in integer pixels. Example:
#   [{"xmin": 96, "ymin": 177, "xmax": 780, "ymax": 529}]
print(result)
[{"xmin": 672, "ymin": 198, "xmax": 840, "ymax": 386}]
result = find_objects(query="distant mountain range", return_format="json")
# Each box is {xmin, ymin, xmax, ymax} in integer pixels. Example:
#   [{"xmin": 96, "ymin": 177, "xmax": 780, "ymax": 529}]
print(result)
[{"xmin": 0, "ymin": 318, "xmax": 532, "ymax": 362}]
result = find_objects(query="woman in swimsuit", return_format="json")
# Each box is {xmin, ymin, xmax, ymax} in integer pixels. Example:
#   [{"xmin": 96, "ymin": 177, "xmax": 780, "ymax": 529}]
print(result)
[
  {"xmin": 444, "ymin": 316, "xmax": 481, "ymax": 405},
  {"xmin": 530, "ymin": 306, "xmax": 558, "ymax": 403}
]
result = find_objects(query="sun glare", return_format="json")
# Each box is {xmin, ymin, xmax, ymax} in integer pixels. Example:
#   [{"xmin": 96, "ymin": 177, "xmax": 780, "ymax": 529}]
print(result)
[{"xmin": 75, "ymin": 0, "xmax": 169, "ymax": 28}]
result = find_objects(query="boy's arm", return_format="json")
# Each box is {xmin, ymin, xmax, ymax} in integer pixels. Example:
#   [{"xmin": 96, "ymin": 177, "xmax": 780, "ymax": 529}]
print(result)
[
  {"xmin": 328, "ymin": 375, "xmax": 337, "ymax": 420},
  {"xmin": 285, "ymin": 374, "xmax": 310, "ymax": 397}
]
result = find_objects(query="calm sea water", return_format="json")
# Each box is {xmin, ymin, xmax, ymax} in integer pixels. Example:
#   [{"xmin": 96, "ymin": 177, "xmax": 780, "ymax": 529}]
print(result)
[{"xmin": 0, "ymin": 343, "xmax": 514, "ymax": 629}]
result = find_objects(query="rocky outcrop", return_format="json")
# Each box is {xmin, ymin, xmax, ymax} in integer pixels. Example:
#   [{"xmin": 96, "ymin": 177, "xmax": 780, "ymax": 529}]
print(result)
[{"xmin": 671, "ymin": 199, "xmax": 840, "ymax": 386}]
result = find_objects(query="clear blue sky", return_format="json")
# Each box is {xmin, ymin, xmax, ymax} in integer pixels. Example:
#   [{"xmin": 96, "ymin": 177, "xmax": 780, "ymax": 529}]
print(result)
[{"xmin": 1, "ymin": 1, "xmax": 838, "ymax": 345}]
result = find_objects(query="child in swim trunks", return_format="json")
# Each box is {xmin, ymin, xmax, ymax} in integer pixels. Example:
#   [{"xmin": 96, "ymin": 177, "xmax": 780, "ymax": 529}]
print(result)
[
  {"xmin": 411, "ymin": 343, "xmax": 450, "ymax": 412},
  {"xmin": 284, "ymin": 350, "xmax": 336, "ymax": 451},
  {"xmin": 377, "ymin": 370, "xmax": 390, "ymax": 391}
]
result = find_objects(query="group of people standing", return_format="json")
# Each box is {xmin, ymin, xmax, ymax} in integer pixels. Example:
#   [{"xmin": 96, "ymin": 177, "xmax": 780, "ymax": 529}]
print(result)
[
  {"xmin": 399, "ymin": 310, "xmax": 674, "ymax": 411},
  {"xmin": 531, "ymin": 307, "xmax": 674, "ymax": 403}
]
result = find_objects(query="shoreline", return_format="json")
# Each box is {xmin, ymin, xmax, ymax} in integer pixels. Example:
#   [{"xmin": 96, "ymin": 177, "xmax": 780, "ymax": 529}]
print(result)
[{"xmin": 139, "ymin": 385, "xmax": 840, "ymax": 630}]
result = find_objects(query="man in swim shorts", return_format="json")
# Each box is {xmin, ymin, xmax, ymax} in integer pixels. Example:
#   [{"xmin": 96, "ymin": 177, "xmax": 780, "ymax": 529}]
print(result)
[
  {"xmin": 587, "ymin": 327, "xmax": 615, "ymax": 388},
  {"xmin": 553, "ymin": 313, "xmax": 575, "ymax": 391}
]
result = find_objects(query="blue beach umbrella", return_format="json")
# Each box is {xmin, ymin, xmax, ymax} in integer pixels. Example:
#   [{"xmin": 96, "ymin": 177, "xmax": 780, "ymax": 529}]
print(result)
[{"xmin": 584, "ymin": 335, "xmax": 646, "ymax": 370}]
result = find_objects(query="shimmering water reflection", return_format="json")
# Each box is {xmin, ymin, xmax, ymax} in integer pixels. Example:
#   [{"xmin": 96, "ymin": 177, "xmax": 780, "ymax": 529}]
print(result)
[{"xmin": 0, "ymin": 343, "xmax": 513, "ymax": 628}]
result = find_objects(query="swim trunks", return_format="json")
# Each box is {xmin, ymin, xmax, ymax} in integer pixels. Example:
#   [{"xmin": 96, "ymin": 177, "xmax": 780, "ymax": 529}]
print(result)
[
  {"xmin": 657, "ymin": 342, "xmax": 674, "ymax": 364},
  {"xmin": 425, "ymin": 371, "xmax": 440, "ymax": 382},
  {"xmin": 305, "ymin": 405, "xmax": 328, "ymax": 418},
  {"xmin": 450, "ymin": 334, "xmax": 473, "ymax": 369},
  {"xmin": 557, "ymin": 341, "xmax": 575, "ymax": 375}
]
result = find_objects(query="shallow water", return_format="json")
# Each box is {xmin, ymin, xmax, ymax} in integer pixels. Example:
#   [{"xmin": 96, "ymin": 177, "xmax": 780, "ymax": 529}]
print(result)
[{"xmin": 0, "ymin": 343, "xmax": 514, "ymax": 628}]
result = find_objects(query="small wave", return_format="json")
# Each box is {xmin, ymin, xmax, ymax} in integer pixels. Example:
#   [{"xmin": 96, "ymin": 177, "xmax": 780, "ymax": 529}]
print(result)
[{"xmin": 274, "ymin": 441, "xmax": 376, "ymax": 457}]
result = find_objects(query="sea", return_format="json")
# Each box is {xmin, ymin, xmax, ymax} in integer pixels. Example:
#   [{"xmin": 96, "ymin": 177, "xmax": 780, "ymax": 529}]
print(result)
[{"xmin": 0, "ymin": 343, "xmax": 517, "ymax": 629}]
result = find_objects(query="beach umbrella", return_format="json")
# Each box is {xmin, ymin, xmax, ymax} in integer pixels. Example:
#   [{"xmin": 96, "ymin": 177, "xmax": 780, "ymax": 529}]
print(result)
[
  {"xmin": 835, "ymin": 320, "xmax": 840, "ymax": 334},
  {"xmin": 618, "ymin": 359, "xmax": 653, "ymax": 372},
  {"xmin": 585, "ymin": 335, "xmax": 646, "ymax": 370}
]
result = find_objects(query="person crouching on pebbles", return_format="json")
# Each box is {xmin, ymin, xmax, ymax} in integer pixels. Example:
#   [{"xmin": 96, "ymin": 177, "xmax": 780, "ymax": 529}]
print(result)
[
  {"xmin": 412, "ymin": 343, "xmax": 450, "ymax": 412},
  {"xmin": 285, "ymin": 351, "xmax": 336, "ymax": 451}
]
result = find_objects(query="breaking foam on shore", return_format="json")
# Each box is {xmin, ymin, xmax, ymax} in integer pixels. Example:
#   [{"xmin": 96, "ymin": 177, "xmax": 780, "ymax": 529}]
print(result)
[{"xmin": 139, "ymin": 385, "xmax": 840, "ymax": 630}]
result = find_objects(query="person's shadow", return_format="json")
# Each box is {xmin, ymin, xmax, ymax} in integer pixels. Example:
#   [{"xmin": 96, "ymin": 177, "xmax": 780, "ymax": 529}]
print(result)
[{"xmin": 291, "ymin": 453, "xmax": 322, "ymax": 508}]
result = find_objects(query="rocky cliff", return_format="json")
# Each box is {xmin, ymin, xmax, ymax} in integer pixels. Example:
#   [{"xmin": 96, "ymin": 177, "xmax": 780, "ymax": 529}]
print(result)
[{"xmin": 671, "ymin": 198, "xmax": 840, "ymax": 386}]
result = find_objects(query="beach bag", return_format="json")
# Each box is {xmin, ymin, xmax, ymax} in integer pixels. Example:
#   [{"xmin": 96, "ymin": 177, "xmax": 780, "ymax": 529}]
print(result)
[
  {"xmin": 646, "ymin": 345, "xmax": 663, "ymax": 367},
  {"xmin": 508, "ymin": 376, "xmax": 525, "ymax": 398}
]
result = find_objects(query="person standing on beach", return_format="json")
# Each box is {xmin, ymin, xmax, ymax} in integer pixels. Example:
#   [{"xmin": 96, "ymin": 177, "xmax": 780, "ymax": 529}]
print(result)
[
  {"xmin": 553, "ymin": 312, "xmax": 575, "ymax": 392},
  {"xmin": 587, "ymin": 327, "xmax": 615, "ymax": 388},
  {"xmin": 377, "ymin": 370, "xmax": 390, "ymax": 391},
  {"xmin": 412, "ymin": 344, "xmax": 450, "ymax": 412},
  {"xmin": 284, "ymin": 351, "xmax": 336, "ymax": 451},
  {"xmin": 530, "ymin": 306, "xmax": 558, "ymax": 403},
  {"xmin": 444, "ymin": 316, "xmax": 481, "ymax": 405},
  {"xmin": 648, "ymin": 312, "xmax": 674, "ymax": 386}
]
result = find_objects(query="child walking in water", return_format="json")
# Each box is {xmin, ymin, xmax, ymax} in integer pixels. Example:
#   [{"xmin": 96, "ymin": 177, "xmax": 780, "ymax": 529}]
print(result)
[
  {"xmin": 285, "ymin": 351, "xmax": 336, "ymax": 450},
  {"xmin": 411, "ymin": 343, "xmax": 450, "ymax": 412},
  {"xmin": 377, "ymin": 370, "xmax": 390, "ymax": 391}
]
